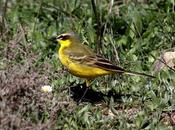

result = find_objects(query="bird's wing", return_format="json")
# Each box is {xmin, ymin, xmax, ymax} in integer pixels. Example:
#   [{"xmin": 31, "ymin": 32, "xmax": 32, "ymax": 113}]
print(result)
[
  {"xmin": 83, "ymin": 55, "xmax": 125, "ymax": 73},
  {"xmin": 63, "ymin": 47, "xmax": 155, "ymax": 78},
  {"xmin": 64, "ymin": 47, "xmax": 125, "ymax": 73}
]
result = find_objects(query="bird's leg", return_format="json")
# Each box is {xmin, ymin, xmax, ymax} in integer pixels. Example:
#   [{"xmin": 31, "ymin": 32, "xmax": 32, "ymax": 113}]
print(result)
[
  {"xmin": 78, "ymin": 79, "xmax": 92, "ymax": 103},
  {"xmin": 85, "ymin": 79, "xmax": 92, "ymax": 87}
]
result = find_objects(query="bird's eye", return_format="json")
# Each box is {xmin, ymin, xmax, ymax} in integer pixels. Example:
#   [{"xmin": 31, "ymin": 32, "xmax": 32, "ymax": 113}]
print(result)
[{"xmin": 57, "ymin": 34, "xmax": 70, "ymax": 40}]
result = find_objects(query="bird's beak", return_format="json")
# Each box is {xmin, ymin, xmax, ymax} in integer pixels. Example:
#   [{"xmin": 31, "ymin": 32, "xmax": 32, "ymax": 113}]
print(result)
[{"xmin": 49, "ymin": 36, "xmax": 57, "ymax": 44}]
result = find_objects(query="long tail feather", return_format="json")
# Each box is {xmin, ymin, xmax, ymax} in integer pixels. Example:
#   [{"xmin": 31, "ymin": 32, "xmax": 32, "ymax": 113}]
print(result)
[{"xmin": 124, "ymin": 70, "xmax": 155, "ymax": 78}]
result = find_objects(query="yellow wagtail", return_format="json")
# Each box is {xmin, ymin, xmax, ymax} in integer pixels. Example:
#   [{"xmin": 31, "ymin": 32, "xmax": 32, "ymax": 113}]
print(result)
[{"xmin": 56, "ymin": 33, "xmax": 155, "ymax": 87}]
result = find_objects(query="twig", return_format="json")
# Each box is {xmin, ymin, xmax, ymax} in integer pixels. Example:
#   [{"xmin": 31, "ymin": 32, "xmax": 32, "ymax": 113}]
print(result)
[
  {"xmin": 151, "ymin": 53, "xmax": 175, "ymax": 72},
  {"xmin": 31, "ymin": 1, "xmax": 43, "ymax": 42},
  {"xmin": 0, "ymin": 0, "xmax": 9, "ymax": 40},
  {"xmin": 108, "ymin": 0, "xmax": 114, "ymax": 14},
  {"xmin": 91, "ymin": 0, "xmax": 104, "ymax": 54}
]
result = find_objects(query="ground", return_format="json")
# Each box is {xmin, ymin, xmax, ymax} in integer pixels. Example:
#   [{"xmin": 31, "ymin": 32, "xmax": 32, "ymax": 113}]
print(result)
[{"xmin": 1, "ymin": 0, "xmax": 175, "ymax": 129}]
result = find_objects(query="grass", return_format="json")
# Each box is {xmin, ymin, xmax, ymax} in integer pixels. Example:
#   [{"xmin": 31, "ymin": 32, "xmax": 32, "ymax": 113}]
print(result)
[{"xmin": 0, "ymin": 0, "xmax": 175, "ymax": 129}]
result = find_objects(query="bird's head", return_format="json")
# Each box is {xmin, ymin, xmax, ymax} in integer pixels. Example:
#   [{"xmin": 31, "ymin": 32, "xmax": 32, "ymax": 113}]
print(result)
[{"xmin": 56, "ymin": 33, "xmax": 76, "ymax": 47}]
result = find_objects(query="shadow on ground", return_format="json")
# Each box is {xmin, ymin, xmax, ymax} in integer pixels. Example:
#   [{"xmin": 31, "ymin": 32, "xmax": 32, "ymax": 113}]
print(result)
[{"xmin": 70, "ymin": 82, "xmax": 131, "ymax": 103}]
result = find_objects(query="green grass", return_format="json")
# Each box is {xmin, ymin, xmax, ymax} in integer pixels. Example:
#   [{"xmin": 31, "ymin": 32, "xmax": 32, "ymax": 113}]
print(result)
[{"xmin": 1, "ymin": 0, "xmax": 175, "ymax": 129}]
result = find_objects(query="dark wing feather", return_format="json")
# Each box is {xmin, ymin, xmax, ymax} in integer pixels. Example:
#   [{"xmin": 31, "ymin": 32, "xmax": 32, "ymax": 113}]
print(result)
[
  {"xmin": 67, "ymin": 52, "xmax": 125, "ymax": 73},
  {"xmin": 64, "ymin": 48, "xmax": 155, "ymax": 78},
  {"xmin": 63, "ymin": 42, "xmax": 125, "ymax": 73},
  {"xmin": 86, "ymin": 55, "xmax": 125, "ymax": 73}
]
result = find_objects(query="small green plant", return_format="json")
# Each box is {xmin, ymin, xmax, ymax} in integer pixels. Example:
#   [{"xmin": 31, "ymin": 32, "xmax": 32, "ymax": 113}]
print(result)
[{"xmin": 1, "ymin": 0, "xmax": 175, "ymax": 129}]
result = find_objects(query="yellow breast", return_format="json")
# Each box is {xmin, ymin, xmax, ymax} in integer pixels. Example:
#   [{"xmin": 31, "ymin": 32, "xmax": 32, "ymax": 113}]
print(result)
[
  {"xmin": 67, "ymin": 61, "xmax": 112, "ymax": 79},
  {"xmin": 58, "ymin": 49, "xmax": 111, "ymax": 79}
]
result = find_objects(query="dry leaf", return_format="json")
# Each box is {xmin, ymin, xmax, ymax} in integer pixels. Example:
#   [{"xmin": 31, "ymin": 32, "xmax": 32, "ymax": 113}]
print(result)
[{"xmin": 154, "ymin": 51, "xmax": 175, "ymax": 71}]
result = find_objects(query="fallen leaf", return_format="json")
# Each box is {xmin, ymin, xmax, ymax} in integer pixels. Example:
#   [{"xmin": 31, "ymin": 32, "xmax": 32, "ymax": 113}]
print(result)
[{"xmin": 154, "ymin": 51, "xmax": 175, "ymax": 71}]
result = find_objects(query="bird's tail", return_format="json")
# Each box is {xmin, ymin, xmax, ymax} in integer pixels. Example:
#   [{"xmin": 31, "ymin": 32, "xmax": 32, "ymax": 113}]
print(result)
[{"xmin": 123, "ymin": 70, "xmax": 155, "ymax": 78}]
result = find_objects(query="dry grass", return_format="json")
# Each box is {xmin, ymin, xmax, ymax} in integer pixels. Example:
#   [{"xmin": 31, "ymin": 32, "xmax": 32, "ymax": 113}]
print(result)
[{"xmin": 1, "ymin": 0, "xmax": 175, "ymax": 129}]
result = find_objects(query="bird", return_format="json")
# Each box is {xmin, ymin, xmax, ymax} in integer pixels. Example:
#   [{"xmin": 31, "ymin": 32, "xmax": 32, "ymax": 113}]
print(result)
[{"xmin": 55, "ymin": 32, "xmax": 155, "ymax": 87}]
